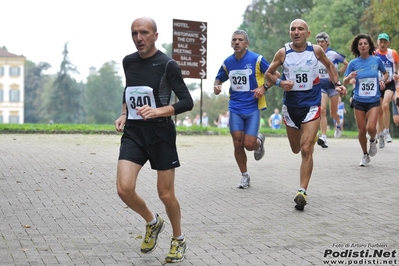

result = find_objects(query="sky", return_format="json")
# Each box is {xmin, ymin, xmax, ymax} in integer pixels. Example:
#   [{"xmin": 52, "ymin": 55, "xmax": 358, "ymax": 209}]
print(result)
[{"xmin": 1, "ymin": 0, "xmax": 252, "ymax": 94}]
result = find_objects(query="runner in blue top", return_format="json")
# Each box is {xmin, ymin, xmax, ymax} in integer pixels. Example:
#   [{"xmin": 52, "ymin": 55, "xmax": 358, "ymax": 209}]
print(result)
[
  {"xmin": 334, "ymin": 96, "xmax": 345, "ymax": 130},
  {"xmin": 315, "ymin": 32, "xmax": 348, "ymax": 148},
  {"xmin": 343, "ymin": 34, "xmax": 388, "ymax": 167},
  {"xmin": 268, "ymin": 108, "xmax": 282, "ymax": 129},
  {"xmin": 213, "ymin": 29, "xmax": 278, "ymax": 189}
]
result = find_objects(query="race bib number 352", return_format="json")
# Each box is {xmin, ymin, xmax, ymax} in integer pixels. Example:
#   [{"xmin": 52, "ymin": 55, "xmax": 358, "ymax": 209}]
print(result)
[{"xmin": 358, "ymin": 77, "xmax": 377, "ymax": 97}]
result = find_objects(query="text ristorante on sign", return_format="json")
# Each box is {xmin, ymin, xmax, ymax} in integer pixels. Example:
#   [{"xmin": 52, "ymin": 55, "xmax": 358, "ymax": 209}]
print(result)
[{"xmin": 172, "ymin": 19, "xmax": 207, "ymax": 79}]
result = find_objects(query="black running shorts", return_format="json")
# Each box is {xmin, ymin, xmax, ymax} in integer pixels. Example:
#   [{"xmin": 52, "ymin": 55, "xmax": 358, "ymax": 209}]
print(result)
[
  {"xmin": 118, "ymin": 120, "xmax": 180, "ymax": 170},
  {"xmin": 351, "ymin": 99, "xmax": 380, "ymax": 112},
  {"xmin": 380, "ymin": 80, "xmax": 396, "ymax": 98}
]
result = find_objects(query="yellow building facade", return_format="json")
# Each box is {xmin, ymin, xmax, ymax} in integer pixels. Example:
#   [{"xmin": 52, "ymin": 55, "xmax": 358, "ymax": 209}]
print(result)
[{"xmin": 0, "ymin": 48, "xmax": 26, "ymax": 124}]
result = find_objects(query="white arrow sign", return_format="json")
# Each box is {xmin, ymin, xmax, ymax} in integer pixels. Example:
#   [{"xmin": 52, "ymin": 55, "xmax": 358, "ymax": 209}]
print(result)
[
  {"xmin": 200, "ymin": 46, "xmax": 207, "ymax": 55},
  {"xmin": 200, "ymin": 57, "xmax": 206, "ymax": 67},
  {"xmin": 199, "ymin": 69, "xmax": 206, "ymax": 79},
  {"xmin": 200, "ymin": 22, "xmax": 207, "ymax": 32},
  {"xmin": 200, "ymin": 34, "xmax": 207, "ymax": 44}
]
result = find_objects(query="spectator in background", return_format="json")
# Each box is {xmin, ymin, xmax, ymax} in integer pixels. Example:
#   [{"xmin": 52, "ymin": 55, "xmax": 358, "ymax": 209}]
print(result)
[
  {"xmin": 268, "ymin": 108, "xmax": 282, "ymax": 129},
  {"xmin": 193, "ymin": 114, "xmax": 200, "ymax": 125},
  {"xmin": 201, "ymin": 112, "xmax": 209, "ymax": 127},
  {"xmin": 218, "ymin": 111, "xmax": 229, "ymax": 128},
  {"xmin": 334, "ymin": 96, "xmax": 346, "ymax": 131},
  {"xmin": 183, "ymin": 116, "xmax": 192, "ymax": 127}
]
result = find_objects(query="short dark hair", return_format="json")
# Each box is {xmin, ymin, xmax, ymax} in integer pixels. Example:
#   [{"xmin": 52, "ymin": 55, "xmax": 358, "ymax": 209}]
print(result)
[{"xmin": 350, "ymin": 34, "xmax": 376, "ymax": 57}]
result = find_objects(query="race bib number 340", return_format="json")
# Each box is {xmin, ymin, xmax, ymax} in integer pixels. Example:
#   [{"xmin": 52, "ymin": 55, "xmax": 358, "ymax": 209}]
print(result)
[{"xmin": 125, "ymin": 86, "xmax": 156, "ymax": 120}]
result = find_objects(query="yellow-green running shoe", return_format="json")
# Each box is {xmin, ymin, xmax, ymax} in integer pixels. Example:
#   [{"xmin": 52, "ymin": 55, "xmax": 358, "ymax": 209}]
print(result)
[
  {"xmin": 165, "ymin": 236, "xmax": 187, "ymax": 263},
  {"xmin": 140, "ymin": 214, "xmax": 165, "ymax": 254},
  {"xmin": 294, "ymin": 190, "xmax": 307, "ymax": 211}
]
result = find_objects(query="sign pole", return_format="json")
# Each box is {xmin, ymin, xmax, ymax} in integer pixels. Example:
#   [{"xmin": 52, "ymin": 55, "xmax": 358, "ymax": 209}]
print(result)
[{"xmin": 200, "ymin": 79, "xmax": 203, "ymax": 126}]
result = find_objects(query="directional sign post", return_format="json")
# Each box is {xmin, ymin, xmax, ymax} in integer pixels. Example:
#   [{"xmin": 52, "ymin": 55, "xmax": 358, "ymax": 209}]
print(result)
[{"xmin": 172, "ymin": 19, "xmax": 207, "ymax": 79}]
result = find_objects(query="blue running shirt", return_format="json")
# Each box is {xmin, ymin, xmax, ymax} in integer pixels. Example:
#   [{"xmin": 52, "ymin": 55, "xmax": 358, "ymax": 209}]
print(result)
[
  {"xmin": 344, "ymin": 56, "xmax": 386, "ymax": 103},
  {"xmin": 215, "ymin": 50, "xmax": 270, "ymax": 114}
]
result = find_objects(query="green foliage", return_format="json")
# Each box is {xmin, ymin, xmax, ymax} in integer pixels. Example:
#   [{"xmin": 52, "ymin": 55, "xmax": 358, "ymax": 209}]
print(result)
[
  {"xmin": 186, "ymin": 82, "xmax": 200, "ymax": 92},
  {"xmin": 16, "ymin": 0, "xmax": 399, "ymax": 133},
  {"xmin": 304, "ymin": 0, "xmax": 368, "ymax": 62},
  {"xmin": 370, "ymin": 0, "xmax": 399, "ymax": 46},
  {"xmin": 24, "ymin": 61, "xmax": 51, "ymax": 123},
  {"xmin": 162, "ymin": 43, "xmax": 172, "ymax": 57},
  {"xmin": 240, "ymin": 0, "xmax": 313, "ymax": 63},
  {"xmin": 85, "ymin": 61, "xmax": 123, "ymax": 124},
  {"xmin": 181, "ymin": 92, "xmax": 229, "ymax": 126},
  {"xmin": 0, "ymin": 123, "xmax": 116, "ymax": 134},
  {"xmin": 40, "ymin": 42, "xmax": 85, "ymax": 123},
  {"xmin": 0, "ymin": 122, "xmax": 361, "ymax": 138}
]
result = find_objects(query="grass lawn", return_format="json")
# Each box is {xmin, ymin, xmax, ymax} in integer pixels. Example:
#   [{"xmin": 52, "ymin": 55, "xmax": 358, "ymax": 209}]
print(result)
[{"xmin": 0, "ymin": 123, "xmax": 359, "ymax": 138}]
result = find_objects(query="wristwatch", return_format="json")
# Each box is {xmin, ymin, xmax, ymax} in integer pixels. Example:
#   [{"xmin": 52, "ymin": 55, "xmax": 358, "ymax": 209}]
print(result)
[
  {"xmin": 263, "ymin": 84, "xmax": 269, "ymax": 91},
  {"xmin": 334, "ymin": 82, "xmax": 342, "ymax": 87}
]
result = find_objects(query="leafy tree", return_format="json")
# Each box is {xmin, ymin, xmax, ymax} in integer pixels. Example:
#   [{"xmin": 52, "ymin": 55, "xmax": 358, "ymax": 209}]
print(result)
[
  {"xmin": 85, "ymin": 61, "xmax": 123, "ymax": 124},
  {"xmin": 162, "ymin": 43, "xmax": 172, "ymax": 56},
  {"xmin": 304, "ymin": 0, "xmax": 369, "ymax": 62},
  {"xmin": 24, "ymin": 60, "xmax": 51, "ymax": 123},
  {"xmin": 369, "ymin": 0, "xmax": 399, "ymax": 45},
  {"xmin": 40, "ymin": 42, "xmax": 85, "ymax": 123},
  {"xmin": 182, "ymin": 92, "xmax": 229, "ymax": 127},
  {"xmin": 240, "ymin": 0, "xmax": 313, "ymax": 63},
  {"xmin": 186, "ymin": 82, "xmax": 200, "ymax": 91}
]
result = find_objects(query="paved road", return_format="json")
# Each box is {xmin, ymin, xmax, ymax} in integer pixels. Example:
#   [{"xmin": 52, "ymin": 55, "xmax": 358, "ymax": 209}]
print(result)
[{"xmin": 0, "ymin": 134, "xmax": 398, "ymax": 266}]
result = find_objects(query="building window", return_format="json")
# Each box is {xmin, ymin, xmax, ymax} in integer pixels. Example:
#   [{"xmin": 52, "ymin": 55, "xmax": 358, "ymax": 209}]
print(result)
[
  {"xmin": 9, "ymin": 67, "xmax": 20, "ymax": 77},
  {"xmin": 0, "ymin": 67, "xmax": 4, "ymax": 76},
  {"xmin": 9, "ymin": 115, "xmax": 19, "ymax": 124},
  {"xmin": 0, "ymin": 89, "xmax": 3, "ymax": 102},
  {"xmin": 9, "ymin": 89, "xmax": 20, "ymax": 102},
  {"xmin": 0, "ymin": 115, "xmax": 3, "ymax": 123}
]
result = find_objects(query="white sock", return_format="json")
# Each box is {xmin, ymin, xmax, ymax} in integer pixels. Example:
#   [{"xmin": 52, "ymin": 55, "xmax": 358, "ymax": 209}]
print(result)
[
  {"xmin": 299, "ymin": 188, "xmax": 307, "ymax": 194},
  {"xmin": 242, "ymin": 172, "xmax": 248, "ymax": 177},
  {"xmin": 176, "ymin": 233, "xmax": 184, "ymax": 241},
  {"xmin": 148, "ymin": 213, "xmax": 157, "ymax": 225}
]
